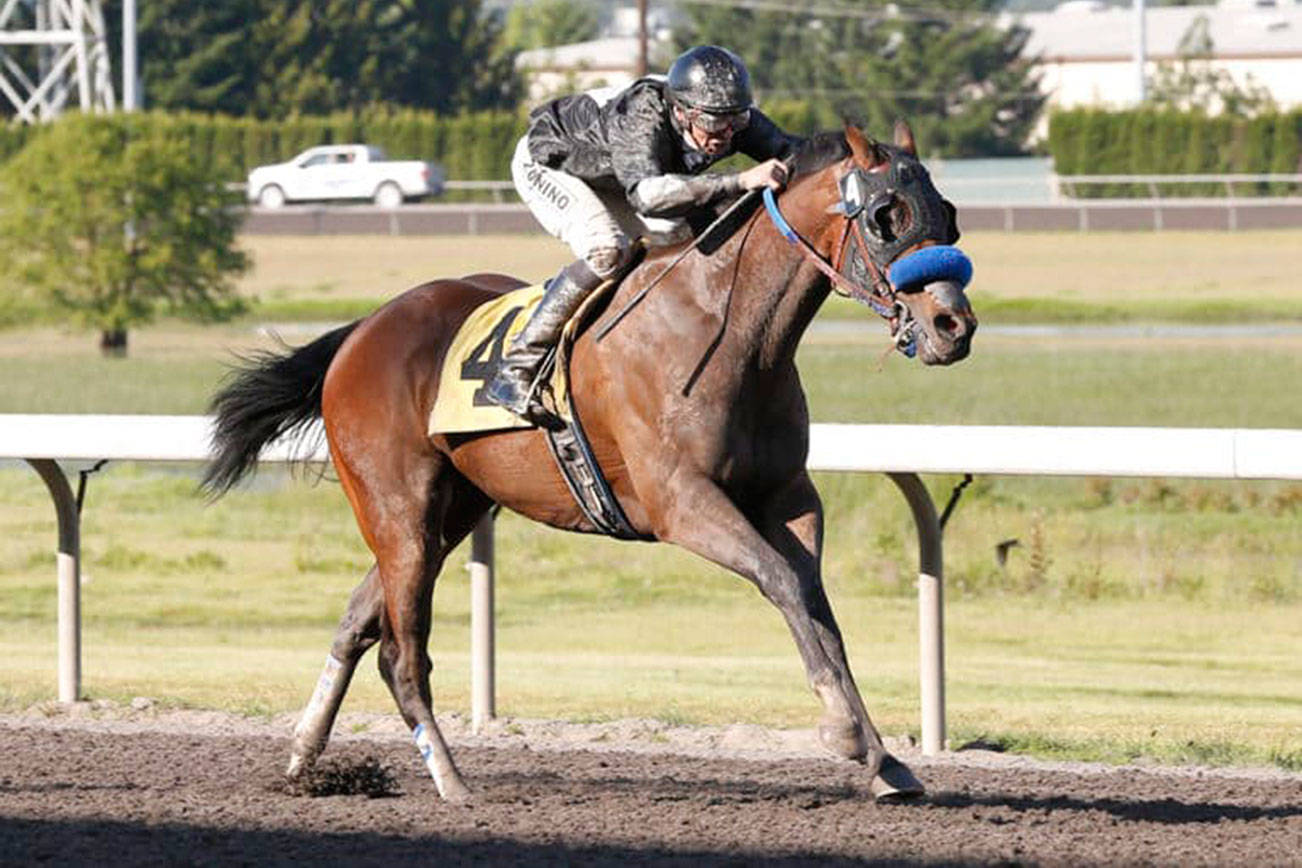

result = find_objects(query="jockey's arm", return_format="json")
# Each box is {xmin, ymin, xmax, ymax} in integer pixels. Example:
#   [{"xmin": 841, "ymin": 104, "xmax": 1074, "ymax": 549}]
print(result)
[
  {"xmin": 628, "ymin": 173, "xmax": 743, "ymax": 219},
  {"xmin": 611, "ymin": 94, "xmax": 799, "ymax": 220},
  {"xmin": 628, "ymin": 161, "xmax": 789, "ymax": 219}
]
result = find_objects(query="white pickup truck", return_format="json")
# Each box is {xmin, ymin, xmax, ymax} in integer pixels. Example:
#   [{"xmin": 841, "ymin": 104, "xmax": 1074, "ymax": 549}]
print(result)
[{"xmin": 246, "ymin": 144, "xmax": 444, "ymax": 209}]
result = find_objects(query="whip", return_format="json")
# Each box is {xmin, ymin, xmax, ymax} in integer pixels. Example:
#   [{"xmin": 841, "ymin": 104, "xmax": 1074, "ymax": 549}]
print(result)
[{"xmin": 594, "ymin": 186, "xmax": 764, "ymax": 342}]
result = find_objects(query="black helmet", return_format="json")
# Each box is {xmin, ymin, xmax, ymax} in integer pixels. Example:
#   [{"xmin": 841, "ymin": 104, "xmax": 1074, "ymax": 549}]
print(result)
[{"xmin": 666, "ymin": 45, "xmax": 753, "ymax": 114}]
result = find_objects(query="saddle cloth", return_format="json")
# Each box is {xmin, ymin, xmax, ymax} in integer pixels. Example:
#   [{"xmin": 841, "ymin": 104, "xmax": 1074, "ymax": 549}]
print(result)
[
  {"xmin": 427, "ymin": 241, "xmax": 640, "ymax": 435},
  {"xmin": 428, "ymin": 283, "xmax": 550, "ymax": 434},
  {"xmin": 428, "ymin": 280, "xmax": 617, "ymax": 435}
]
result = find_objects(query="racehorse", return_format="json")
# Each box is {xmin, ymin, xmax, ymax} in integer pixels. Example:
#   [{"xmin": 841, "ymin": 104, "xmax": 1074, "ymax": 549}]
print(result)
[{"xmin": 203, "ymin": 121, "xmax": 977, "ymax": 802}]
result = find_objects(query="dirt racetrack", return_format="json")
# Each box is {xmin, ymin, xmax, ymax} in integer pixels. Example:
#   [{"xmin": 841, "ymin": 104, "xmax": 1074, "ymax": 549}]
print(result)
[{"xmin": 1, "ymin": 707, "xmax": 1299, "ymax": 866}]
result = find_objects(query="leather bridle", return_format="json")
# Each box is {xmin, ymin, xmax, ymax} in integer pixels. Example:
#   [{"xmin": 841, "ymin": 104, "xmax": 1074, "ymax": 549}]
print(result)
[{"xmin": 761, "ymin": 147, "xmax": 961, "ymax": 358}]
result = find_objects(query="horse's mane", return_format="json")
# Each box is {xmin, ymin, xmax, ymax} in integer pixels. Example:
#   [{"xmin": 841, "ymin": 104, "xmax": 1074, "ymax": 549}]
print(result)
[{"xmin": 790, "ymin": 130, "xmax": 851, "ymax": 178}]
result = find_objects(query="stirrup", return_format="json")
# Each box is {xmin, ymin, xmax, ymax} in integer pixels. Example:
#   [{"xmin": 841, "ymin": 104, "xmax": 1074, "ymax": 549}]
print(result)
[
  {"xmin": 486, "ymin": 350, "xmax": 561, "ymax": 428},
  {"xmin": 484, "ymin": 374, "xmax": 532, "ymax": 417}
]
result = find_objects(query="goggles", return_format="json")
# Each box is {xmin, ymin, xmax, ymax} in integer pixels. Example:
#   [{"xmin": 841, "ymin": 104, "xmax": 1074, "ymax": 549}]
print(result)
[{"xmin": 685, "ymin": 107, "xmax": 751, "ymax": 135}]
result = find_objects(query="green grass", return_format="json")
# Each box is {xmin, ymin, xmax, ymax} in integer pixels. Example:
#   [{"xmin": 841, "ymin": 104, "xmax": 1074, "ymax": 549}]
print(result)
[
  {"xmin": 967, "ymin": 295, "xmax": 1302, "ymax": 324},
  {"xmin": 0, "ymin": 458, "xmax": 1298, "ymax": 770},
  {"xmin": 1, "ymin": 231, "xmax": 1300, "ymax": 772},
  {"xmin": 800, "ymin": 333, "xmax": 1302, "ymax": 428},
  {"xmin": 228, "ymin": 229, "xmax": 1302, "ymax": 326}
]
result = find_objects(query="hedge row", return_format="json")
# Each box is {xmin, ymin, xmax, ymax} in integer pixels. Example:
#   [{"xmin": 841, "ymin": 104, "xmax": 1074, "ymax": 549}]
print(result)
[
  {"xmin": 10, "ymin": 106, "xmax": 1296, "ymax": 193},
  {"xmin": 0, "ymin": 110, "xmax": 530, "ymax": 181},
  {"xmin": 1048, "ymin": 108, "xmax": 1302, "ymax": 197},
  {"xmin": 0, "ymin": 101, "xmax": 845, "ymax": 183}
]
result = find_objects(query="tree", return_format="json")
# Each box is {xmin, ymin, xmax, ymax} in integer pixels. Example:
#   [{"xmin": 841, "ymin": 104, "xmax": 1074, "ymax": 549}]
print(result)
[
  {"xmin": 503, "ymin": 0, "xmax": 601, "ymax": 52},
  {"xmin": 123, "ymin": 0, "xmax": 519, "ymax": 117},
  {"xmin": 0, "ymin": 114, "xmax": 249, "ymax": 356},
  {"xmin": 1146, "ymin": 14, "xmax": 1275, "ymax": 118},
  {"xmin": 676, "ymin": 0, "xmax": 1044, "ymax": 157},
  {"xmin": 134, "ymin": 0, "xmax": 267, "ymax": 115},
  {"xmin": 382, "ymin": 0, "xmax": 521, "ymax": 113}
]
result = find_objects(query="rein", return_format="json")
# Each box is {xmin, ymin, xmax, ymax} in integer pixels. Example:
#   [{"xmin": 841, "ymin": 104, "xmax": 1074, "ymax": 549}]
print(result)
[
  {"xmin": 761, "ymin": 187, "xmax": 919, "ymax": 356},
  {"xmin": 761, "ymin": 188, "xmax": 896, "ymax": 320}
]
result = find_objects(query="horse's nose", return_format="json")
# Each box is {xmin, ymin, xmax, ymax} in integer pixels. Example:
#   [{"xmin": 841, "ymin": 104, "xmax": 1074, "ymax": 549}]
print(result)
[{"xmin": 925, "ymin": 280, "xmax": 975, "ymax": 345}]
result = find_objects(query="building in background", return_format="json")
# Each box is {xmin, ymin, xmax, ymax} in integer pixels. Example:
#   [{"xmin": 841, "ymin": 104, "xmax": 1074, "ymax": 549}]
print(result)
[
  {"xmin": 515, "ymin": 1, "xmax": 1302, "ymax": 120},
  {"xmin": 514, "ymin": 5, "xmax": 671, "ymax": 104},
  {"xmin": 1011, "ymin": 0, "xmax": 1302, "ymax": 112}
]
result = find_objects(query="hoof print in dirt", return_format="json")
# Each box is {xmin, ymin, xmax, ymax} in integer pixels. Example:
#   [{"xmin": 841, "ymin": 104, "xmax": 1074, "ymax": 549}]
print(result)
[{"xmin": 282, "ymin": 756, "xmax": 400, "ymax": 799}]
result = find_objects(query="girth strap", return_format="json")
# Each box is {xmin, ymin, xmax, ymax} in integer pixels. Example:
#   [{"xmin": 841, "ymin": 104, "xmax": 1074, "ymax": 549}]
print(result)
[{"xmin": 543, "ymin": 405, "xmax": 651, "ymax": 541}]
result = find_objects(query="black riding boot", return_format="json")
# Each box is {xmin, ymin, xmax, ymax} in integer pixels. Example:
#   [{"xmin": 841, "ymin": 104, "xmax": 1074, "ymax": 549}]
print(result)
[{"xmin": 485, "ymin": 259, "xmax": 604, "ymax": 422}]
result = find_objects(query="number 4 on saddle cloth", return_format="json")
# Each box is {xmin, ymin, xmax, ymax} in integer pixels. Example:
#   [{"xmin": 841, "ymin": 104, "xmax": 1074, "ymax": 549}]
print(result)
[
  {"xmin": 428, "ymin": 269, "xmax": 649, "ymax": 539},
  {"xmin": 429, "ymin": 282, "xmax": 549, "ymax": 435},
  {"xmin": 428, "ymin": 274, "xmax": 617, "ymax": 435}
]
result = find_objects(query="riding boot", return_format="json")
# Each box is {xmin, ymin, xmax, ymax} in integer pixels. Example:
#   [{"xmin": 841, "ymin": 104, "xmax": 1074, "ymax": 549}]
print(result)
[{"xmin": 485, "ymin": 259, "xmax": 605, "ymax": 422}]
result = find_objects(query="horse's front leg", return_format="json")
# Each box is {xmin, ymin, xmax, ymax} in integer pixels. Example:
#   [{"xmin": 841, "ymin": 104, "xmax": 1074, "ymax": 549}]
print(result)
[
  {"xmin": 757, "ymin": 472, "xmax": 924, "ymax": 799},
  {"xmin": 653, "ymin": 471, "xmax": 922, "ymax": 799}
]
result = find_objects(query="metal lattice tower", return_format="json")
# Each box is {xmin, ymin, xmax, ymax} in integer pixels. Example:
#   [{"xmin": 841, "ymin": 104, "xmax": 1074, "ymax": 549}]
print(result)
[{"xmin": 0, "ymin": 0, "xmax": 115, "ymax": 123}]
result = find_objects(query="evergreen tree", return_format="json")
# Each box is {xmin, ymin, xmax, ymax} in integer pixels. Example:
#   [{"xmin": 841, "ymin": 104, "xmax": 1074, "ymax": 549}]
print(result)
[
  {"xmin": 675, "ymin": 0, "xmax": 1043, "ymax": 157},
  {"xmin": 133, "ymin": 0, "xmax": 266, "ymax": 114},
  {"xmin": 382, "ymin": 0, "xmax": 521, "ymax": 114},
  {"xmin": 126, "ymin": 0, "xmax": 519, "ymax": 117},
  {"xmin": 250, "ymin": 1, "xmax": 397, "ymax": 116},
  {"xmin": 503, "ymin": 0, "xmax": 601, "ymax": 52}
]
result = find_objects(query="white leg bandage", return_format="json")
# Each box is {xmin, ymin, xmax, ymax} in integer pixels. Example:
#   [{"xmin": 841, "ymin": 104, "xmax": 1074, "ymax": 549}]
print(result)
[{"xmin": 296, "ymin": 654, "xmax": 343, "ymax": 739}]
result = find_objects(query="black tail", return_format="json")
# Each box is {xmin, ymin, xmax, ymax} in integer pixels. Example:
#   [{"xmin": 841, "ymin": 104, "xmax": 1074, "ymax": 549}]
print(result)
[{"xmin": 202, "ymin": 321, "xmax": 361, "ymax": 497}]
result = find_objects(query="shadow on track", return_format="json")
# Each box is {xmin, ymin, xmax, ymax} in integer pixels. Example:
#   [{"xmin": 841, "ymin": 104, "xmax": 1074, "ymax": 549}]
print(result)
[
  {"xmin": 2, "ymin": 816, "xmax": 955, "ymax": 867},
  {"xmin": 929, "ymin": 790, "xmax": 1302, "ymax": 825}
]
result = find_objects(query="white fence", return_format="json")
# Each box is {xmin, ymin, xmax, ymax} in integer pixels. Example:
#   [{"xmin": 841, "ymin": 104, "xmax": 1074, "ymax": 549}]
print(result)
[{"xmin": 4, "ymin": 414, "xmax": 1301, "ymax": 755}]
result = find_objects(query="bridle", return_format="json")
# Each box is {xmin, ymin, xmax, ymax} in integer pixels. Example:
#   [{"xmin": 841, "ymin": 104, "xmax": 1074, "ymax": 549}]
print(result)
[{"xmin": 762, "ymin": 144, "xmax": 963, "ymax": 358}]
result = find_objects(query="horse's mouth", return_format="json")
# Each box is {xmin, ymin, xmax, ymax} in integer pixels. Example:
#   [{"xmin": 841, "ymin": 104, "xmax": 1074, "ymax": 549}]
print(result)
[{"xmin": 900, "ymin": 280, "xmax": 976, "ymax": 366}]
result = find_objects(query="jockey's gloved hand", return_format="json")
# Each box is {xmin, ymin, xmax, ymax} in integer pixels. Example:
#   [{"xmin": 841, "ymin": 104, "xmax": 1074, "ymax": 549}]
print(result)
[{"xmin": 738, "ymin": 158, "xmax": 788, "ymax": 192}]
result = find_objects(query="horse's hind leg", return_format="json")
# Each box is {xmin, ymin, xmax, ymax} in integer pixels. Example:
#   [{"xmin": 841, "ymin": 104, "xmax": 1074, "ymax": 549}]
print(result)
[
  {"xmin": 333, "ymin": 440, "xmax": 492, "ymax": 802},
  {"xmin": 286, "ymin": 564, "xmax": 384, "ymax": 779}
]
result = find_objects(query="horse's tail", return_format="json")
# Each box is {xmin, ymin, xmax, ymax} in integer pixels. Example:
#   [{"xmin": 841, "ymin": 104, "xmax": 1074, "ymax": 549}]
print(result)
[{"xmin": 202, "ymin": 321, "xmax": 361, "ymax": 497}]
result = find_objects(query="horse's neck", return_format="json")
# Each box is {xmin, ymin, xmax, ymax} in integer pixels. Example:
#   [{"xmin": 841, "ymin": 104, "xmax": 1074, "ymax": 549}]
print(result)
[{"xmin": 728, "ymin": 206, "xmax": 835, "ymax": 369}]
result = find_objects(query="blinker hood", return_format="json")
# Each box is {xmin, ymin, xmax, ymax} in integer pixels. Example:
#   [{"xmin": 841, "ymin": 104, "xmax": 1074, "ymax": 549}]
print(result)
[{"xmin": 836, "ymin": 147, "xmax": 960, "ymax": 264}]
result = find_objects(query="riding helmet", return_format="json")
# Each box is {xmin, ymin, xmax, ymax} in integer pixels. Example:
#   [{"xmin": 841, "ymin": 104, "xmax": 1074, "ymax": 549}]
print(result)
[{"xmin": 666, "ymin": 45, "xmax": 754, "ymax": 114}]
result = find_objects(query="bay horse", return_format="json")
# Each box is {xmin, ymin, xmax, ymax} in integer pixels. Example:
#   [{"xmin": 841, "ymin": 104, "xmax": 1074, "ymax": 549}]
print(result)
[{"xmin": 204, "ymin": 122, "xmax": 976, "ymax": 802}]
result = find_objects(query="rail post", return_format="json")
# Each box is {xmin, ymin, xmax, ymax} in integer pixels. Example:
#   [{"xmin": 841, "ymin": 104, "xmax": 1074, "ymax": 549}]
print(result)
[
  {"xmin": 469, "ymin": 513, "xmax": 495, "ymax": 731},
  {"xmin": 887, "ymin": 472, "xmax": 945, "ymax": 755},
  {"xmin": 26, "ymin": 459, "xmax": 81, "ymax": 703}
]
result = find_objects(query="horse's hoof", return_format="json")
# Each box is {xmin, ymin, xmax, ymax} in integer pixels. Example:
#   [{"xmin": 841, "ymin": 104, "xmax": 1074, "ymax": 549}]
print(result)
[
  {"xmin": 285, "ymin": 754, "xmax": 310, "ymax": 780},
  {"xmin": 870, "ymin": 755, "xmax": 925, "ymax": 803}
]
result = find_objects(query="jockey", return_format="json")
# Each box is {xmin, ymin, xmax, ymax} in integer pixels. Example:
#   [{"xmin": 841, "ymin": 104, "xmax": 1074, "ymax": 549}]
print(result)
[{"xmin": 485, "ymin": 44, "xmax": 804, "ymax": 423}]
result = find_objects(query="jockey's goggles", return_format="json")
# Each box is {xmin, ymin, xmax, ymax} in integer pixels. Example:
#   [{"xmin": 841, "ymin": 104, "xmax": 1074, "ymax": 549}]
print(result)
[{"xmin": 687, "ymin": 107, "xmax": 751, "ymax": 135}]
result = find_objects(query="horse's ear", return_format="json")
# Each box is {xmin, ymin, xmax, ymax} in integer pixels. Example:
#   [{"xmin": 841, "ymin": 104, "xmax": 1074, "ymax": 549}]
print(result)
[
  {"xmin": 894, "ymin": 119, "xmax": 918, "ymax": 157},
  {"xmin": 844, "ymin": 123, "xmax": 883, "ymax": 169}
]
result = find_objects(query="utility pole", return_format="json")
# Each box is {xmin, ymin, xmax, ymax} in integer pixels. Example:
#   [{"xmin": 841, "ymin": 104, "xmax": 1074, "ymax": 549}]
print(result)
[
  {"xmin": 1134, "ymin": 0, "xmax": 1147, "ymax": 105},
  {"xmin": 636, "ymin": 0, "xmax": 648, "ymax": 77},
  {"xmin": 123, "ymin": 0, "xmax": 137, "ymax": 110}
]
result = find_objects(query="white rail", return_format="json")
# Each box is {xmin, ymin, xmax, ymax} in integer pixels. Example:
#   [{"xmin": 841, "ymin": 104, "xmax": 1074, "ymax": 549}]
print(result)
[{"xmin": 4, "ymin": 415, "xmax": 1300, "ymax": 755}]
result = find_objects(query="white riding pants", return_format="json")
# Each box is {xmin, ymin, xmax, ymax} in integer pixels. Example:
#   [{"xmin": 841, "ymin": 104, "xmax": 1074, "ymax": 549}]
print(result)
[{"xmin": 510, "ymin": 136, "xmax": 690, "ymax": 278}]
